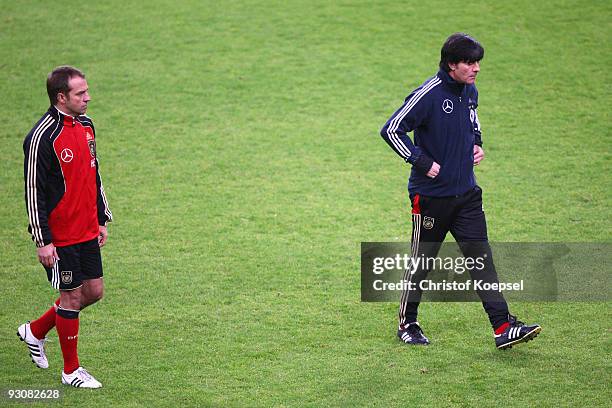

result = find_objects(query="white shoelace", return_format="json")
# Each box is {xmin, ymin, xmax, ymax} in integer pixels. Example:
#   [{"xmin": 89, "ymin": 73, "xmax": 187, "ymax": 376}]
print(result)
[
  {"xmin": 77, "ymin": 368, "xmax": 93, "ymax": 381},
  {"xmin": 39, "ymin": 338, "xmax": 48, "ymax": 359}
]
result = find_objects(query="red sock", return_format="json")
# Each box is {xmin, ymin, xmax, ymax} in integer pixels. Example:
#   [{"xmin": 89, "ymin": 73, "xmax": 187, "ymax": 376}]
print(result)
[
  {"xmin": 495, "ymin": 322, "xmax": 510, "ymax": 335},
  {"xmin": 30, "ymin": 298, "xmax": 60, "ymax": 339},
  {"xmin": 56, "ymin": 310, "xmax": 80, "ymax": 374}
]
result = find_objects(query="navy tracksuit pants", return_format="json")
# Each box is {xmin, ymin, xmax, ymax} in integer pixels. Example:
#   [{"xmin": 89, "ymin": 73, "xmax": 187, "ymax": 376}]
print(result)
[{"xmin": 398, "ymin": 186, "xmax": 509, "ymax": 330}]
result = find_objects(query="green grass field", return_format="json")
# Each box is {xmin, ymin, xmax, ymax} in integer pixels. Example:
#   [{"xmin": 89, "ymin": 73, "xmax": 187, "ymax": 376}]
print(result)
[{"xmin": 1, "ymin": 0, "xmax": 610, "ymax": 406}]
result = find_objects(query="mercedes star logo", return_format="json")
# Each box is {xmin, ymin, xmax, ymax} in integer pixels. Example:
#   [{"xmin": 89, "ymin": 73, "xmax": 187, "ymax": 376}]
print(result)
[
  {"xmin": 442, "ymin": 99, "xmax": 454, "ymax": 114},
  {"xmin": 60, "ymin": 148, "xmax": 74, "ymax": 163}
]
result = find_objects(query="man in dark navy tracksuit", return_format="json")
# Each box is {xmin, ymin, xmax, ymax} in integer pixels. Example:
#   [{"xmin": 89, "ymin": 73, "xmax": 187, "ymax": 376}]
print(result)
[{"xmin": 380, "ymin": 33, "xmax": 541, "ymax": 349}]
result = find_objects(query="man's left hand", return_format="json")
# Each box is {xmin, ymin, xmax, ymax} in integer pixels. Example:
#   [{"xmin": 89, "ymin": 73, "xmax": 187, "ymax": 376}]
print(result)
[
  {"xmin": 98, "ymin": 225, "xmax": 108, "ymax": 247},
  {"xmin": 473, "ymin": 145, "xmax": 485, "ymax": 165}
]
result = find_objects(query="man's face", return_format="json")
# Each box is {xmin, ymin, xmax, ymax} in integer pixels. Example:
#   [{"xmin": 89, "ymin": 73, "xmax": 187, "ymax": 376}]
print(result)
[
  {"xmin": 58, "ymin": 76, "xmax": 90, "ymax": 116},
  {"xmin": 448, "ymin": 61, "xmax": 480, "ymax": 85}
]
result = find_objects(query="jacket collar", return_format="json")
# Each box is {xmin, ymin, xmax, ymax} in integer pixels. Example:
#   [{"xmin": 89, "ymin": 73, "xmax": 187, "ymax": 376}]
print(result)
[
  {"xmin": 437, "ymin": 69, "xmax": 465, "ymax": 95},
  {"xmin": 50, "ymin": 105, "xmax": 79, "ymax": 126}
]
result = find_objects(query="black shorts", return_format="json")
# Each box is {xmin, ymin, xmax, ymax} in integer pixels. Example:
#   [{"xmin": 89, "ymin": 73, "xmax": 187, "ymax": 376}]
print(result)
[{"xmin": 44, "ymin": 238, "xmax": 103, "ymax": 290}]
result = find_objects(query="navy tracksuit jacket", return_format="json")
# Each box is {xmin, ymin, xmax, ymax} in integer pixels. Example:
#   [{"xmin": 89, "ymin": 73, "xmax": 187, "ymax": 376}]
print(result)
[{"xmin": 380, "ymin": 68, "xmax": 482, "ymax": 197}]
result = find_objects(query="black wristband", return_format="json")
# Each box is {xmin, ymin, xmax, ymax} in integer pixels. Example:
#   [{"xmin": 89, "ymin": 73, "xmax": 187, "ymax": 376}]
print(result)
[{"xmin": 413, "ymin": 154, "xmax": 434, "ymax": 174}]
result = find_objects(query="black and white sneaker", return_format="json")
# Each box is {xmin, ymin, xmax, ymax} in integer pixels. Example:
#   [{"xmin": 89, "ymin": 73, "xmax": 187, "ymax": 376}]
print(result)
[
  {"xmin": 17, "ymin": 322, "xmax": 49, "ymax": 369},
  {"xmin": 397, "ymin": 322, "xmax": 430, "ymax": 345},
  {"xmin": 62, "ymin": 367, "xmax": 102, "ymax": 389},
  {"xmin": 495, "ymin": 315, "xmax": 541, "ymax": 350}
]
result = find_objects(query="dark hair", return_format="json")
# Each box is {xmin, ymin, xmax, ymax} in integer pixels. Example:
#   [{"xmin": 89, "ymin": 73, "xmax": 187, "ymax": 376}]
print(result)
[
  {"xmin": 439, "ymin": 33, "xmax": 484, "ymax": 72},
  {"xmin": 46, "ymin": 66, "xmax": 85, "ymax": 105}
]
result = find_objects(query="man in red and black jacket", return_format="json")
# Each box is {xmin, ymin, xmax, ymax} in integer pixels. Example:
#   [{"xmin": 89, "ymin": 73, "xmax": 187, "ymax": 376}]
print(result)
[{"xmin": 18, "ymin": 66, "xmax": 112, "ymax": 388}]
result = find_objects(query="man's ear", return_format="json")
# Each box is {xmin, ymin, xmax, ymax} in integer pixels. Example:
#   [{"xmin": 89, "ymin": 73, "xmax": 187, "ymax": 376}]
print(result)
[
  {"xmin": 57, "ymin": 92, "xmax": 67, "ymax": 104},
  {"xmin": 448, "ymin": 63, "xmax": 456, "ymax": 71}
]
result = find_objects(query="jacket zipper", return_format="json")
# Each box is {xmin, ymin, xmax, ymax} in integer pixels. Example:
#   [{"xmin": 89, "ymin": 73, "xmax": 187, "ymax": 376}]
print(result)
[{"xmin": 456, "ymin": 92, "xmax": 466, "ymax": 195}]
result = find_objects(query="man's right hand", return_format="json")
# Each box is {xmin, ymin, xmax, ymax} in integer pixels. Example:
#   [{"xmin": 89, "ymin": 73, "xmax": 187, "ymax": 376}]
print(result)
[
  {"xmin": 37, "ymin": 243, "xmax": 59, "ymax": 268},
  {"xmin": 426, "ymin": 162, "xmax": 440, "ymax": 178}
]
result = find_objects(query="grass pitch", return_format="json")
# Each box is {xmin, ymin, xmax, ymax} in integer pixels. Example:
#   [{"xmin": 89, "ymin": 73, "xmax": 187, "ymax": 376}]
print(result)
[{"xmin": 0, "ymin": 0, "xmax": 610, "ymax": 406}]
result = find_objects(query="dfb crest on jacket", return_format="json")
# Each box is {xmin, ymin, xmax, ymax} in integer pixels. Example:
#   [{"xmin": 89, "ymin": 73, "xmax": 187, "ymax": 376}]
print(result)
[{"xmin": 88, "ymin": 139, "xmax": 96, "ymax": 158}]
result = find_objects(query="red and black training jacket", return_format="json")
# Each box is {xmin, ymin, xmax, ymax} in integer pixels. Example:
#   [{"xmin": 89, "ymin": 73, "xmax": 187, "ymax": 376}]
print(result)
[{"xmin": 23, "ymin": 106, "xmax": 113, "ymax": 248}]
